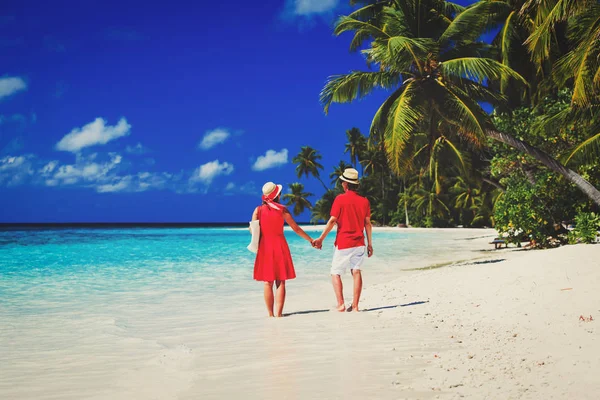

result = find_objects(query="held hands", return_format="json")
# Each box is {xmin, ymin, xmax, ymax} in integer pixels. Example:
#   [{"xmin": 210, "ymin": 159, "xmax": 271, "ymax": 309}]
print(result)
[{"xmin": 311, "ymin": 238, "xmax": 323, "ymax": 250}]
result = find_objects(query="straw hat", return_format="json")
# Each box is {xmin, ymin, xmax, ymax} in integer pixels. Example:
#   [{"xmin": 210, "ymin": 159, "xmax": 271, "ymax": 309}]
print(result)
[
  {"xmin": 339, "ymin": 168, "xmax": 360, "ymax": 184},
  {"xmin": 262, "ymin": 182, "xmax": 283, "ymax": 201}
]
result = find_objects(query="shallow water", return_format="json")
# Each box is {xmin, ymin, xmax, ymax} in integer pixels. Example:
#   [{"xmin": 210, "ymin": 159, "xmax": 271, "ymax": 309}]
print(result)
[{"xmin": 0, "ymin": 226, "xmax": 494, "ymax": 399}]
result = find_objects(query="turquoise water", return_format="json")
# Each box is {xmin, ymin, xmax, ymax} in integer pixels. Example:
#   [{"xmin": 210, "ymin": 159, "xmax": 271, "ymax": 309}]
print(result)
[
  {"xmin": 0, "ymin": 226, "xmax": 493, "ymax": 399},
  {"xmin": 0, "ymin": 226, "xmax": 491, "ymax": 318},
  {"xmin": 0, "ymin": 226, "xmax": 491, "ymax": 295}
]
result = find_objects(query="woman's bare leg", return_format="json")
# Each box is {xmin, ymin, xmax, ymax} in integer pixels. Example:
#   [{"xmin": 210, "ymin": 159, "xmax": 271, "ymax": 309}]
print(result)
[
  {"xmin": 264, "ymin": 281, "xmax": 274, "ymax": 317},
  {"xmin": 275, "ymin": 280, "xmax": 286, "ymax": 317}
]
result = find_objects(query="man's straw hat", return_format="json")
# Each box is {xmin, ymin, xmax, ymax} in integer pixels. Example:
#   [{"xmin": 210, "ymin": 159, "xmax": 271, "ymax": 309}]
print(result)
[{"xmin": 339, "ymin": 168, "xmax": 360, "ymax": 184}]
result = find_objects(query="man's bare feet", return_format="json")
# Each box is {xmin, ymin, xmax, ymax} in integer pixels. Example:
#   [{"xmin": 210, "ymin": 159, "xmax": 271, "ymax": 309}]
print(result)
[{"xmin": 335, "ymin": 304, "xmax": 346, "ymax": 312}]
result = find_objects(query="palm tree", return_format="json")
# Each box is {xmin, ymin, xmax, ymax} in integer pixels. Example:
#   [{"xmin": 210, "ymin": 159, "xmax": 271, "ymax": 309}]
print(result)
[
  {"xmin": 452, "ymin": 176, "xmax": 480, "ymax": 211},
  {"xmin": 282, "ymin": 183, "xmax": 314, "ymax": 217},
  {"xmin": 344, "ymin": 127, "xmax": 368, "ymax": 169},
  {"xmin": 523, "ymin": 0, "xmax": 596, "ymax": 80},
  {"xmin": 329, "ymin": 160, "xmax": 353, "ymax": 186},
  {"xmin": 412, "ymin": 184, "xmax": 451, "ymax": 225},
  {"xmin": 310, "ymin": 189, "xmax": 338, "ymax": 224},
  {"xmin": 320, "ymin": 2, "xmax": 600, "ymax": 206},
  {"xmin": 451, "ymin": 175, "xmax": 482, "ymax": 225},
  {"xmin": 292, "ymin": 146, "xmax": 328, "ymax": 191},
  {"xmin": 550, "ymin": 3, "xmax": 600, "ymax": 107},
  {"xmin": 451, "ymin": 0, "xmax": 542, "ymax": 107}
]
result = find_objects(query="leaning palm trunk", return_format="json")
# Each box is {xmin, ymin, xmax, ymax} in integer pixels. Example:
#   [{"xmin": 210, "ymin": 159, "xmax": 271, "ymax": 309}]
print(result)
[
  {"xmin": 404, "ymin": 196, "xmax": 410, "ymax": 226},
  {"xmin": 316, "ymin": 177, "xmax": 329, "ymax": 192},
  {"xmin": 487, "ymin": 129, "xmax": 600, "ymax": 206},
  {"xmin": 403, "ymin": 178, "xmax": 410, "ymax": 227}
]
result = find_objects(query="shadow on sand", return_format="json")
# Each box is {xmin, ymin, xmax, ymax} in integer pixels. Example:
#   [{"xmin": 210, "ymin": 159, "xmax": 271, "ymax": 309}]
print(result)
[
  {"xmin": 466, "ymin": 258, "xmax": 506, "ymax": 265},
  {"xmin": 284, "ymin": 309, "xmax": 330, "ymax": 317},
  {"xmin": 362, "ymin": 300, "xmax": 429, "ymax": 312},
  {"xmin": 285, "ymin": 301, "xmax": 430, "ymax": 317}
]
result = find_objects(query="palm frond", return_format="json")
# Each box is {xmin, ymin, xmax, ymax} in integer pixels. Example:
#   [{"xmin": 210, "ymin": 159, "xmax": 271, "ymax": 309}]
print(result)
[
  {"xmin": 320, "ymin": 71, "xmax": 400, "ymax": 114},
  {"xmin": 379, "ymin": 6, "xmax": 410, "ymax": 37},
  {"xmin": 434, "ymin": 80, "xmax": 489, "ymax": 147},
  {"xmin": 334, "ymin": 15, "xmax": 390, "ymax": 52},
  {"xmin": 348, "ymin": 2, "xmax": 387, "ymax": 21},
  {"xmin": 440, "ymin": 57, "xmax": 528, "ymax": 87},
  {"xmin": 370, "ymin": 82, "xmax": 409, "ymax": 140},
  {"xmin": 445, "ymin": 2, "xmax": 466, "ymax": 16},
  {"xmin": 552, "ymin": 7, "xmax": 600, "ymax": 106},
  {"xmin": 565, "ymin": 132, "xmax": 600, "ymax": 166},
  {"xmin": 446, "ymin": 78, "xmax": 508, "ymax": 106},
  {"xmin": 441, "ymin": 136, "xmax": 468, "ymax": 173},
  {"xmin": 385, "ymin": 36, "xmax": 434, "ymax": 72},
  {"xmin": 523, "ymin": 0, "xmax": 594, "ymax": 66},
  {"xmin": 594, "ymin": 64, "xmax": 600, "ymax": 87},
  {"xmin": 531, "ymin": 106, "xmax": 572, "ymax": 137},
  {"xmin": 382, "ymin": 81, "xmax": 424, "ymax": 174},
  {"xmin": 499, "ymin": 10, "xmax": 520, "ymax": 93},
  {"xmin": 440, "ymin": 41, "xmax": 497, "ymax": 60},
  {"xmin": 439, "ymin": 0, "xmax": 511, "ymax": 45}
]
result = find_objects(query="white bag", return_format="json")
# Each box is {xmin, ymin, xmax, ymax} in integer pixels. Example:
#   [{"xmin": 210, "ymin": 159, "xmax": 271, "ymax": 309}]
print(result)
[{"xmin": 247, "ymin": 220, "xmax": 260, "ymax": 253}]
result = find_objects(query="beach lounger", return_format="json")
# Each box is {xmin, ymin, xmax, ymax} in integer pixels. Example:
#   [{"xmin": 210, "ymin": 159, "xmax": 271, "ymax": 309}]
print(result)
[{"xmin": 490, "ymin": 238, "xmax": 507, "ymax": 249}]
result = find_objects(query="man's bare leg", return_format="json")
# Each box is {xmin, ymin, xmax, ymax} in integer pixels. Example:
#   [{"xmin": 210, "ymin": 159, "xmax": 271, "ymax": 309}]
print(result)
[
  {"xmin": 274, "ymin": 280, "xmax": 286, "ymax": 317},
  {"xmin": 351, "ymin": 269, "xmax": 362, "ymax": 311},
  {"xmin": 264, "ymin": 281, "xmax": 274, "ymax": 317},
  {"xmin": 331, "ymin": 274, "xmax": 346, "ymax": 311}
]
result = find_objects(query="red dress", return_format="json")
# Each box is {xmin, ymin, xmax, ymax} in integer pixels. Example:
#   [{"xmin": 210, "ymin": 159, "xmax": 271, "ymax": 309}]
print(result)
[{"xmin": 253, "ymin": 204, "xmax": 296, "ymax": 281}]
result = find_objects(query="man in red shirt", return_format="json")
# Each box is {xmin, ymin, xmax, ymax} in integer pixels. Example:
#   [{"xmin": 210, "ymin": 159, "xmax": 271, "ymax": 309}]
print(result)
[{"xmin": 313, "ymin": 168, "xmax": 373, "ymax": 312}]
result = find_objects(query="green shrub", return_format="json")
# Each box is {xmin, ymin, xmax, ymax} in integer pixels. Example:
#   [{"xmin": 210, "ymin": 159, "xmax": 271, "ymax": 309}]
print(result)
[
  {"xmin": 493, "ymin": 176, "xmax": 554, "ymax": 247},
  {"xmin": 569, "ymin": 212, "xmax": 600, "ymax": 244}
]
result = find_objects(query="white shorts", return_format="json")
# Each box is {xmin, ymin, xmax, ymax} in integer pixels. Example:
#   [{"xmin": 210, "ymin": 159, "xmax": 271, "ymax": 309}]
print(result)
[{"xmin": 330, "ymin": 246, "xmax": 366, "ymax": 275}]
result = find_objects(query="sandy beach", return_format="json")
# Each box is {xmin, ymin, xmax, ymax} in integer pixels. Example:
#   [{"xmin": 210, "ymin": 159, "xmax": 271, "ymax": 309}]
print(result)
[
  {"xmin": 2, "ymin": 227, "xmax": 599, "ymax": 400},
  {"xmin": 193, "ymin": 230, "xmax": 600, "ymax": 400}
]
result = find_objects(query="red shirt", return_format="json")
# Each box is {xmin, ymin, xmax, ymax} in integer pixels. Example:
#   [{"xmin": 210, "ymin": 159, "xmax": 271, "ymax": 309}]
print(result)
[{"xmin": 330, "ymin": 190, "xmax": 371, "ymax": 249}]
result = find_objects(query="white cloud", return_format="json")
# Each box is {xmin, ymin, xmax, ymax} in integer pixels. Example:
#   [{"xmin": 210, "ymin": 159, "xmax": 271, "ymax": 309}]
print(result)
[
  {"xmin": 125, "ymin": 142, "xmax": 149, "ymax": 154},
  {"xmin": 40, "ymin": 160, "xmax": 59, "ymax": 176},
  {"xmin": 0, "ymin": 155, "xmax": 34, "ymax": 186},
  {"xmin": 198, "ymin": 128, "xmax": 230, "ymax": 150},
  {"xmin": 190, "ymin": 160, "xmax": 234, "ymax": 185},
  {"xmin": 40, "ymin": 153, "xmax": 172, "ymax": 193},
  {"xmin": 293, "ymin": 0, "xmax": 339, "ymax": 15},
  {"xmin": 50, "ymin": 153, "xmax": 122, "ymax": 186},
  {"xmin": 96, "ymin": 176, "xmax": 132, "ymax": 193},
  {"xmin": 0, "ymin": 151, "xmax": 174, "ymax": 193},
  {"xmin": 252, "ymin": 149, "xmax": 288, "ymax": 171},
  {"xmin": 0, "ymin": 76, "xmax": 27, "ymax": 100},
  {"xmin": 224, "ymin": 181, "xmax": 257, "ymax": 196},
  {"xmin": 55, "ymin": 117, "xmax": 131, "ymax": 152}
]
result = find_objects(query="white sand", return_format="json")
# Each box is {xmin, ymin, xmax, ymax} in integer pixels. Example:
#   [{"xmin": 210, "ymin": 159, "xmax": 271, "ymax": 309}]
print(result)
[
  {"xmin": 2, "ymin": 229, "xmax": 599, "ymax": 399},
  {"xmin": 191, "ymin": 235, "xmax": 600, "ymax": 399}
]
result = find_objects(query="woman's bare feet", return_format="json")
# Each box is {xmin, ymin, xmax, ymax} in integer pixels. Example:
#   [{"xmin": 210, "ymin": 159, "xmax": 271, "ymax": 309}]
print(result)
[{"xmin": 335, "ymin": 304, "xmax": 346, "ymax": 312}]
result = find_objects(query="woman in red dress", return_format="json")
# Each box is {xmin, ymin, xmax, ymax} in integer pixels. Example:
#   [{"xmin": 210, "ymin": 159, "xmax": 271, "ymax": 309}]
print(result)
[{"xmin": 251, "ymin": 182, "xmax": 315, "ymax": 317}]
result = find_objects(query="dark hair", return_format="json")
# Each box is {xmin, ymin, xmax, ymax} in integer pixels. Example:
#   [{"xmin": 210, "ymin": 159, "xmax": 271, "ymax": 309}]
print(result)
[{"xmin": 347, "ymin": 182, "xmax": 359, "ymax": 191}]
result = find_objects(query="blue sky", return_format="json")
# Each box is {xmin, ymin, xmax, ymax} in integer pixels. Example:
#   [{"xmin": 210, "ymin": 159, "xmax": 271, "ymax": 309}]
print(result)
[{"xmin": 1, "ymin": 0, "xmax": 476, "ymax": 223}]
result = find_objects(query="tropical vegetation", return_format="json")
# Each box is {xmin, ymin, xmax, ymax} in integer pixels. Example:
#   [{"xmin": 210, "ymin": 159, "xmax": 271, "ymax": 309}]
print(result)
[{"xmin": 288, "ymin": 0, "xmax": 600, "ymax": 248}]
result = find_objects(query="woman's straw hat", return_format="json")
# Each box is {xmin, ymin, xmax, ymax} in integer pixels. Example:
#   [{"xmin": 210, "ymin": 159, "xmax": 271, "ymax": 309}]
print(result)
[
  {"xmin": 339, "ymin": 168, "xmax": 360, "ymax": 184},
  {"xmin": 262, "ymin": 182, "xmax": 283, "ymax": 201}
]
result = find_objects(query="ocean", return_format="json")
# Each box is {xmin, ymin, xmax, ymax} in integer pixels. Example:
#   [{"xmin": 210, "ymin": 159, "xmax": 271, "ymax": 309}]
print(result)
[{"xmin": 0, "ymin": 225, "xmax": 494, "ymax": 399}]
